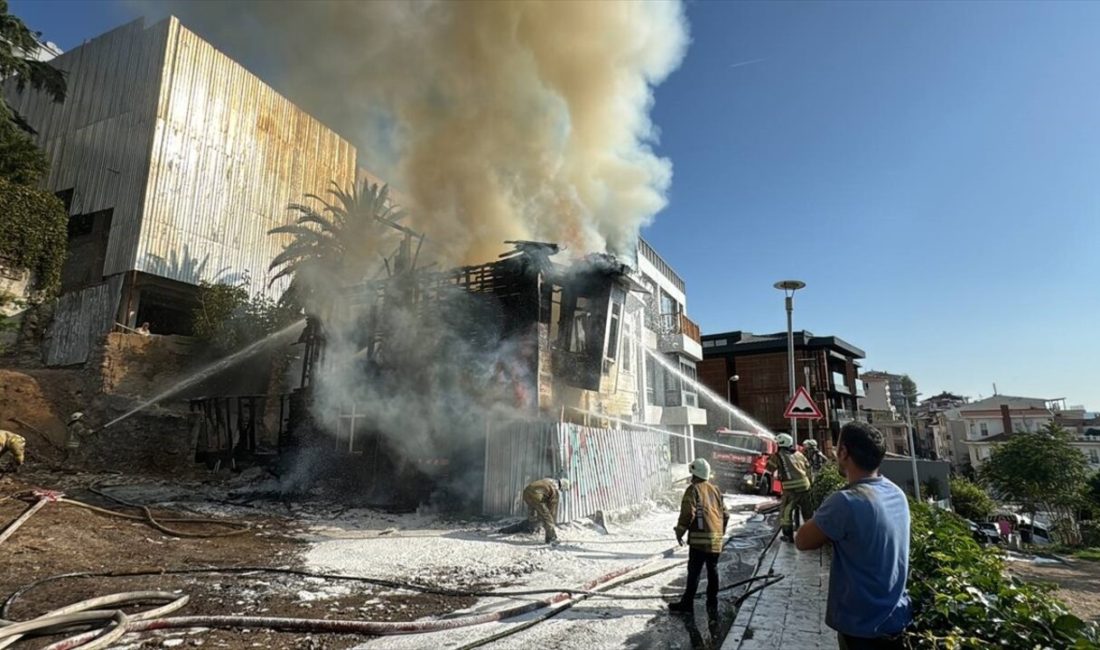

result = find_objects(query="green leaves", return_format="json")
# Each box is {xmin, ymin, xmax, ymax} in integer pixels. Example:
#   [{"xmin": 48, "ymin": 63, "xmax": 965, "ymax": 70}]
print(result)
[
  {"xmin": 906, "ymin": 502, "xmax": 1100, "ymax": 649},
  {"xmin": 191, "ymin": 281, "xmax": 298, "ymax": 355},
  {"xmin": 0, "ymin": 178, "xmax": 67, "ymax": 298},
  {"xmin": 950, "ymin": 477, "xmax": 995, "ymax": 521}
]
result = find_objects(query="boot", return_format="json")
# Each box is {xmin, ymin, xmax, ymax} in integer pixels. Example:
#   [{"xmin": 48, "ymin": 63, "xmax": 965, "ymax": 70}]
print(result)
[
  {"xmin": 780, "ymin": 526, "xmax": 794, "ymax": 543},
  {"xmin": 668, "ymin": 601, "xmax": 693, "ymax": 615}
]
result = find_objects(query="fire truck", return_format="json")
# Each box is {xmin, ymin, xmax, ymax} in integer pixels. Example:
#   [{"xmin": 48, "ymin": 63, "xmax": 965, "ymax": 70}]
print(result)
[{"xmin": 708, "ymin": 428, "xmax": 781, "ymax": 495}]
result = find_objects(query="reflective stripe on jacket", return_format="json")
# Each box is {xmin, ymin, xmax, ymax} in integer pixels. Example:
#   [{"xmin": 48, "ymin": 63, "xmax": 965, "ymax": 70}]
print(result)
[
  {"xmin": 768, "ymin": 450, "xmax": 811, "ymax": 492},
  {"xmin": 674, "ymin": 480, "xmax": 728, "ymax": 554}
]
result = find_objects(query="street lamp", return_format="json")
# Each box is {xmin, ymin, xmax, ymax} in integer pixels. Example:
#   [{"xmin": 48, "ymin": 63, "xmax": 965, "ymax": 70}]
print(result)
[
  {"xmin": 774, "ymin": 280, "xmax": 805, "ymax": 439},
  {"xmin": 904, "ymin": 391, "xmax": 922, "ymax": 501},
  {"xmin": 726, "ymin": 375, "xmax": 740, "ymax": 429}
]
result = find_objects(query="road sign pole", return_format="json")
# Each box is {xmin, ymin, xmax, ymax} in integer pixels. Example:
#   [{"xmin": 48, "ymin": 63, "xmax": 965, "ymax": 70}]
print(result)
[
  {"xmin": 786, "ymin": 295, "xmax": 795, "ymax": 439},
  {"xmin": 805, "ymin": 365, "xmax": 813, "ymax": 443}
]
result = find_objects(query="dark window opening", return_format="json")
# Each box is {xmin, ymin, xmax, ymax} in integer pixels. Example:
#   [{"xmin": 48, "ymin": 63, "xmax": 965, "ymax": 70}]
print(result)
[
  {"xmin": 55, "ymin": 188, "xmax": 74, "ymax": 212},
  {"xmin": 61, "ymin": 208, "xmax": 113, "ymax": 292}
]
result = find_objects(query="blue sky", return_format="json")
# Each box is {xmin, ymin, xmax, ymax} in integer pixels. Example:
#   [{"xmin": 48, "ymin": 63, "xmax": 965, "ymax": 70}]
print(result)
[{"xmin": 12, "ymin": 1, "xmax": 1099, "ymax": 407}]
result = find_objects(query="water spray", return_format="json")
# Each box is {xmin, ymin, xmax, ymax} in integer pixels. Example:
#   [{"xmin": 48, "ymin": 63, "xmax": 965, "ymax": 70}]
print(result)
[
  {"xmin": 628, "ymin": 332, "xmax": 771, "ymax": 435},
  {"xmin": 101, "ymin": 320, "xmax": 307, "ymax": 430},
  {"xmin": 569, "ymin": 408, "xmax": 764, "ymax": 457}
]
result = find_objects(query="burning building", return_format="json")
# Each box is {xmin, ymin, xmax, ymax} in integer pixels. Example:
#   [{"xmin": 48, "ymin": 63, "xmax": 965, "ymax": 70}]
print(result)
[{"xmin": 289, "ymin": 236, "xmax": 706, "ymax": 516}]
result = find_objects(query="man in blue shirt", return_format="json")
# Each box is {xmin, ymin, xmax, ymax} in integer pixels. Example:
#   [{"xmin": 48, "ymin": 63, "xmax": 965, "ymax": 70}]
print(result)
[{"xmin": 795, "ymin": 422, "xmax": 911, "ymax": 649}]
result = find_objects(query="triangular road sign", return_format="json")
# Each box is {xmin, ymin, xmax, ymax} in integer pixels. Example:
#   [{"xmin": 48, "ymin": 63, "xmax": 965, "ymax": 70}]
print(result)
[{"xmin": 784, "ymin": 386, "xmax": 823, "ymax": 420}]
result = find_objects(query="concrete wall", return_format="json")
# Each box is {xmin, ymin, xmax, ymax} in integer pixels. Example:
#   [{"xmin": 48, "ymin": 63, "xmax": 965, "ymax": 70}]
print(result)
[{"xmin": 880, "ymin": 458, "xmax": 951, "ymax": 500}]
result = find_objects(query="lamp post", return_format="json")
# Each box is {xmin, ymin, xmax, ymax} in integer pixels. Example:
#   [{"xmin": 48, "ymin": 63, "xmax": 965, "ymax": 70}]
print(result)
[
  {"xmin": 904, "ymin": 391, "xmax": 922, "ymax": 501},
  {"xmin": 774, "ymin": 280, "xmax": 806, "ymax": 439},
  {"xmin": 726, "ymin": 375, "xmax": 740, "ymax": 429}
]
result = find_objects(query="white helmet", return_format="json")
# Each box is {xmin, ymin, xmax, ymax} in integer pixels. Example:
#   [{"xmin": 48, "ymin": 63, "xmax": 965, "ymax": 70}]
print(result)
[
  {"xmin": 558, "ymin": 478, "xmax": 572, "ymax": 492},
  {"xmin": 776, "ymin": 433, "xmax": 794, "ymax": 449},
  {"xmin": 689, "ymin": 458, "xmax": 711, "ymax": 480},
  {"xmin": 68, "ymin": 412, "xmax": 84, "ymax": 423},
  {"xmin": 804, "ymin": 439, "xmax": 818, "ymax": 448}
]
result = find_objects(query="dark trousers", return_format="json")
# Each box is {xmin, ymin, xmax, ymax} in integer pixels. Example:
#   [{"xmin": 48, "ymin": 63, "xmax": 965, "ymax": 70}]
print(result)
[
  {"xmin": 681, "ymin": 548, "xmax": 719, "ymax": 606},
  {"xmin": 837, "ymin": 632, "xmax": 905, "ymax": 650}
]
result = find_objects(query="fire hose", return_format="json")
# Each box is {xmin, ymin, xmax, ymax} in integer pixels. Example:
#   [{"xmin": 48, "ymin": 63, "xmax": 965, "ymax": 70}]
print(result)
[{"xmin": 0, "ymin": 491, "xmax": 782, "ymax": 646}]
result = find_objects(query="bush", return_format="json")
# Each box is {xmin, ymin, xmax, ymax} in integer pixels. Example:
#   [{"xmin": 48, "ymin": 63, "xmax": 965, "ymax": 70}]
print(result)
[
  {"xmin": 906, "ymin": 502, "xmax": 1100, "ymax": 648},
  {"xmin": 809, "ymin": 464, "xmax": 846, "ymax": 511},
  {"xmin": 192, "ymin": 281, "xmax": 298, "ymax": 354},
  {"xmin": 0, "ymin": 178, "xmax": 68, "ymax": 297},
  {"xmin": 949, "ymin": 477, "xmax": 995, "ymax": 522}
]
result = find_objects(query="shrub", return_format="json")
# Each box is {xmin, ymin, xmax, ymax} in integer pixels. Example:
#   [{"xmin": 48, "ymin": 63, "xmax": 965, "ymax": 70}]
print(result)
[
  {"xmin": 906, "ymin": 502, "xmax": 1100, "ymax": 648},
  {"xmin": 949, "ymin": 477, "xmax": 995, "ymax": 522},
  {"xmin": 192, "ymin": 281, "xmax": 298, "ymax": 354},
  {"xmin": 0, "ymin": 178, "xmax": 68, "ymax": 297},
  {"xmin": 809, "ymin": 464, "xmax": 846, "ymax": 511}
]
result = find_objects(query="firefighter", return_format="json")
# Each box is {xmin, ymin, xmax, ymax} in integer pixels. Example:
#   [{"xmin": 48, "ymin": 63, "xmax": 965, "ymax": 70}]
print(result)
[
  {"xmin": 64, "ymin": 412, "xmax": 94, "ymax": 463},
  {"xmin": 499, "ymin": 477, "xmax": 572, "ymax": 545},
  {"xmin": 669, "ymin": 458, "xmax": 728, "ymax": 617},
  {"xmin": 803, "ymin": 438, "xmax": 828, "ymax": 477},
  {"xmin": 0, "ymin": 430, "xmax": 26, "ymax": 472},
  {"xmin": 769, "ymin": 433, "xmax": 811, "ymax": 542}
]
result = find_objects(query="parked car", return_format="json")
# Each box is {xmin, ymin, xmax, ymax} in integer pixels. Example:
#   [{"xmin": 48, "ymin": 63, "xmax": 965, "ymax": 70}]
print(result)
[
  {"xmin": 707, "ymin": 429, "xmax": 781, "ymax": 496},
  {"xmin": 966, "ymin": 519, "xmax": 1002, "ymax": 544}
]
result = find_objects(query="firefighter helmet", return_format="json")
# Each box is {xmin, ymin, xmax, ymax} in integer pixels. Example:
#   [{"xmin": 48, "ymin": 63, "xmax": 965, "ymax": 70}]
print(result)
[
  {"xmin": 776, "ymin": 433, "xmax": 794, "ymax": 449},
  {"xmin": 558, "ymin": 478, "xmax": 572, "ymax": 492},
  {"xmin": 68, "ymin": 412, "xmax": 84, "ymax": 423},
  {"xmin": 804, "ymin": 439, "xmax": 818, "ymax": 448},
  {"xmin": 689, "ymin": 458, "xmax": 711, "ymax": 480}
]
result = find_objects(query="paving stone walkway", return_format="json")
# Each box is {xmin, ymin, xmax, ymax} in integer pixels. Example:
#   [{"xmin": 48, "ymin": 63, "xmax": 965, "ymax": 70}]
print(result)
[{"xmin": 722, "ymin": 537, "xmax": 835, "ymax": 650}]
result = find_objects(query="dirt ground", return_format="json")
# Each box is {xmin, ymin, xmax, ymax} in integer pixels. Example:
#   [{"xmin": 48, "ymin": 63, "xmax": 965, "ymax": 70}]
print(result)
[
  {"xmin": 0, "ymin": 472, "xmax": 476, "ymax": 649},
  {"xmin": 1008, "ymin": 558, "xmax": 1100, "ymax": 624}
]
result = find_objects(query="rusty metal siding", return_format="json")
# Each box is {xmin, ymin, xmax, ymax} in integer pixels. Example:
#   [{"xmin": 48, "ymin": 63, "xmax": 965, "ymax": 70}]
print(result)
[
  {"xmin": 43, "ymin": 275, "xmax": 125, "ymax": 366},
  {"xmin": 0, "ymin": 19, "xmax": 170, "ymax": 278},
  {"xmin": 136, "ymin": 18, "xmax": 357, "ymax": 297},
  {"xmin": 482, "ymin": 422, "xmax": 671, "ymax": 522}
]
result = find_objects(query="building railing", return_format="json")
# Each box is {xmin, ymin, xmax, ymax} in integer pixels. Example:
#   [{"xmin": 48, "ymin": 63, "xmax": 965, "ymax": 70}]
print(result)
[
  {"xmin": 638, "ymin": 238, "xmax": 686, "ymax": 293},
  {"xmin": 657, "ymin": 312, "xmax": 701, "ymax": 343}
]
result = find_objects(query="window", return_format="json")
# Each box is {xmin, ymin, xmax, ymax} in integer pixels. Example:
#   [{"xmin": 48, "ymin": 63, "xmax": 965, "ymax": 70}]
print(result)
[
  {"xmin": 622, "ymin": 323, "xmax": 633, "ymax": 372},
  {"xmin": 702, "ymin": 340, "xmax": 714, "ymax": 348},
  {"xmin": 67, "ymin": 213, "xmax": 95, "ymax": 238},
  {"xmin": 714, "ymin": 338, "xmax": 727, "ymax": 347},
  {"xmin": 569, "ymin": 296, "xmax": 593, "ymax": 353},
  {"xmin": 980, "ymin": 422, "xmax": 989, "ymax": 437},
  {"xmin": 1088, "ymin": 448, "xmax": 1100, "ymax": 464},
  {"xmin": 645, "ymin": 357, "xmax": 657, "ymax": 405},
  {"xmin": 605, "ymin": 302, "xmax": 622, "ymax": 363}
]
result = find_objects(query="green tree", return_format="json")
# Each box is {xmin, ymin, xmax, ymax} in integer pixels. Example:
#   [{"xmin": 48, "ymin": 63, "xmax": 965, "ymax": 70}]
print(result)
[
  {"xmin": 0, "ymin": 177, "xmax": 68, "ymax": 296},
  {"xmin": 1, "ymin": 0, "xmax": 67, "ymax": 184},
  {"xmin": 267, "ymin": 180, "xmax": 405, "ymax": 312},
  {"xmin": 981, "ymin": 423, "xmax": 1089, "ymax": 545},
  {"xmin": 191, "ymin": 281, "xmax": 297, "ymax": 355},
  {"xmin": 900, "ymin": 374, "xmax": 919, "ymax": 408},
  {"xmin": 949, "ymin": 477, "xmax": 995, "ymax": 521},
  {"xmin": 907, "ymin": 502, "xmax": 1100, "ymax": 648}
]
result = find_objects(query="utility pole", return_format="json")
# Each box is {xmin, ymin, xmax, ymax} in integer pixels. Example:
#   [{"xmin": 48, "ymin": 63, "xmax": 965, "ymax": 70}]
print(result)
[
  {"xmin": 904, "ymin": 396, "xmax": 921, "ymax": 501},
  {"xmin": 805, "ymin": 365, "xmax": 813, "ymax": 443},
  {"xmin": 774, "ymin": 281, "xmax": 805, "ymax": 440},
  {"xmin": 726, "ymin": 374, "xmax": 740, "ymax": 429}
]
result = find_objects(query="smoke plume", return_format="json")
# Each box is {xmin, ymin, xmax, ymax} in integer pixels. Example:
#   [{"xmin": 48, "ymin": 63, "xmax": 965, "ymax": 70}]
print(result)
[{"xmin": 151, "ymin": 0, "xmax": 689, "ymax": 263}]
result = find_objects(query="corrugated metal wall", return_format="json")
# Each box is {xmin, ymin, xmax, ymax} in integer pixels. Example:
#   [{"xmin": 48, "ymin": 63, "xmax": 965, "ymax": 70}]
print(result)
[
  {"xmin": 136, "ymin": 18, "xmax": 357, "ymax": 298},
  {"xmin": 44, "ymin": 275, "xmax": 124, "ymax": 366},
  {"xmin": 483, "ymin": 422, "xmax": 671, "ymax": 522},
  {"xmin": 1, "ymin": 19, "xmax": 169, "ymax": 276}
]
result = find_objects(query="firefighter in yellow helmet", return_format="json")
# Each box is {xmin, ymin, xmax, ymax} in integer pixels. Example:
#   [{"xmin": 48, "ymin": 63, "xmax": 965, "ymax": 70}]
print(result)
[
  {"xmin": 769, "ymin": 433, "xmax": 812, "ymax": 542},
  {"xmin": 0, "ymin": 430, "xmax": 27, "ymax": 472},
  {"xmin": 669, "ymin": 458, "xmax": 728, "ymax": 617},
  {"xmin": 64, "ymin": 412, "xmax": 94, "ymax": 463}
]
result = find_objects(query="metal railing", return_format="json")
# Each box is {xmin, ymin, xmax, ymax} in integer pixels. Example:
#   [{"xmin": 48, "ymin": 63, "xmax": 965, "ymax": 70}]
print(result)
[{"xmin": 657, "ymin": 312, "xmax": 701, "ymax": 343}]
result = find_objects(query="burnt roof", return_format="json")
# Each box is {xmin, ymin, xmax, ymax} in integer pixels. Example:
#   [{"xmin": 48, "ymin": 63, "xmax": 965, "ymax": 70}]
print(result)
[{"xmin": 701, "ymin": 330, "xmax": 865, "ymax": 359}]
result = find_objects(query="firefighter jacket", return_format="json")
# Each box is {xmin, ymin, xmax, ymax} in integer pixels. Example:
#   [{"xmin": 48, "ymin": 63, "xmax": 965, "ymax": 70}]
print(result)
[
  {"xmin": 807, "ymin": 449, "xmax": 828, "ymax": 473},
  {"xmin": 675, "ymin": 479, "xmax": 728, "ymax": 554},
  {"xmin": 0, "ymin": 431, "xmax": 26, "ymax": 465},
  {"xmin": 523, "ymin": 478, "xmax": 560, "ymax": 512},
  {"xmin": 768, "ymin": 449, "xmax": 811, "ymax": 493},
  {"xmin": 65, "ymin": 421, "xmax": 90, "ymax": 450}
]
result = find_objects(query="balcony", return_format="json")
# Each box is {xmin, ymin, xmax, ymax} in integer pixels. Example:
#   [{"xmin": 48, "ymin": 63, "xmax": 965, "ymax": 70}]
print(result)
[{"xmin": 656, "ymin": 313, "xmax": 703, "ymax": 360}]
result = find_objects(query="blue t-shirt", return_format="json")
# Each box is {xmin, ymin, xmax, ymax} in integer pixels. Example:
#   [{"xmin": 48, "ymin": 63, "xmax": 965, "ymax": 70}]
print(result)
[{"xmin": 813, "ymin": 476, "xmax": 911, "ymax": 638}]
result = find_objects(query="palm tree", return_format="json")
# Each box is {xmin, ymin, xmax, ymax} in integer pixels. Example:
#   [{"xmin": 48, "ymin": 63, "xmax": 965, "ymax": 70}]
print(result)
[{"xmin": 267, "ymin": 180, "xmax": 410, "ymax": 311}]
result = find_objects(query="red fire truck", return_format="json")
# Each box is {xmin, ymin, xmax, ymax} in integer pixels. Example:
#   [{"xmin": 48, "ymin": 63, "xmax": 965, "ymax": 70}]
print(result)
[{"xmin": 708, "ymin": 428, "xmax": 782, "ymax": 495}]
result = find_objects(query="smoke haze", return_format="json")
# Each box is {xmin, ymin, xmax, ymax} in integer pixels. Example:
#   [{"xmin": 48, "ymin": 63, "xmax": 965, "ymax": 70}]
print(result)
[{"xmin": 146, "ymin": 0, "xmax": 689, "ymax": 263}]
